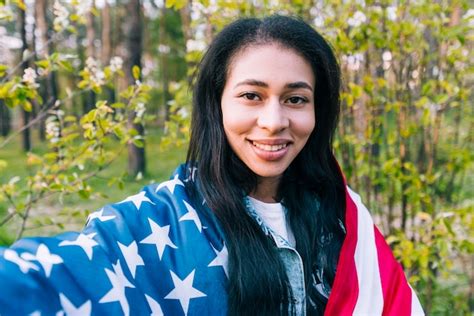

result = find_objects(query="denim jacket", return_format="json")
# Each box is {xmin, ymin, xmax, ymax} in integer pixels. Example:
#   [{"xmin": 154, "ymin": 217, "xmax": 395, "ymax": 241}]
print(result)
[{"xmin": 244, "ymin": 196, "xmax": 307, "ymax": 315}]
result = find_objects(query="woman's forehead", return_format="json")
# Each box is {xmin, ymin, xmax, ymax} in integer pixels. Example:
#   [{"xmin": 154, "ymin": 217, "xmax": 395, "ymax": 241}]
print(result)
[{"xmin": 225, "ymin": 43, "xmax": 315, "ymax": 88}]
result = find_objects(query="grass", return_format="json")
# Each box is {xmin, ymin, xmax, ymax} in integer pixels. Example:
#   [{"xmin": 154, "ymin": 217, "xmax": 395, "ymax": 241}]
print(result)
[{"xmin": 0, "ymin": 127, "xmax": 186, "ymax": 242}]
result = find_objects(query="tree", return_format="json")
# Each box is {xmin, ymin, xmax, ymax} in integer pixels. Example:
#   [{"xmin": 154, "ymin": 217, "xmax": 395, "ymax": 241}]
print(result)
[
  {"xmin": 84, "ymin": 0, "xmax": 97, "ymax": 114},
  {"xmin": 18, "ymin": 2, "xmax": 31, "ymax": 151},
  {"xmin": 123, "ymin": 0, "xmax": 145, "ymax": 177},
  {"xmin": 34, "ymin": 0, "xmax": 58, "ymax": 141},
  {"xmin": 101, "ymin": 0, "xmax": 115, "ymax": 104}
]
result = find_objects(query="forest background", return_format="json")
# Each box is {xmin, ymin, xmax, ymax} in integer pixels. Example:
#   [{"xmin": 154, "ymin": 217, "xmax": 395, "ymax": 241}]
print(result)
[{"xmin": 0, "ymin": 0, "xmax": 472, "ymax": 314}]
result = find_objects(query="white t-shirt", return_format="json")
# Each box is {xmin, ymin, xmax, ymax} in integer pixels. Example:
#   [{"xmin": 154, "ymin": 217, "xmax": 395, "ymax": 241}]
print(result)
[{"xmin": 247, "ymin": 196, "xmax": 296, "ymax": 247}]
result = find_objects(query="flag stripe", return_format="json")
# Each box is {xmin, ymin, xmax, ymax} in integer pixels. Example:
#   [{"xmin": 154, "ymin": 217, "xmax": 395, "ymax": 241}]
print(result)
[
  {"xmin": 374, "ymin": 226, "xmax": 413, "ymax": 316},
  {"xmin": 350, "ymin": 189, "xmax": 384, "ymax": 315},
  {"xmin": 325, "ymin": 187, "xmax": 359, "ymax": 315}
]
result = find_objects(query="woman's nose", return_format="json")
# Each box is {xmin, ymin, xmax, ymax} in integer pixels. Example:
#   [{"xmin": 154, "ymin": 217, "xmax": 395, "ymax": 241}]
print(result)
[{"xmin": 257, "ymin": 98, "xmax": 289, "ymax": 133}]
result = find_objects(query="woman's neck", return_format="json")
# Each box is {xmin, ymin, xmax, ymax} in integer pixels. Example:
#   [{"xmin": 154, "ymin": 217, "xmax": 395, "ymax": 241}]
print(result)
[{"xmin": 250, "ymin": 177, "xmax": 281, "ymax": 203}]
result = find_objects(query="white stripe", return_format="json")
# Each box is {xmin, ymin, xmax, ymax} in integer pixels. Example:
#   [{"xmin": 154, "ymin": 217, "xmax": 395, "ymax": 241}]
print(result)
[
  {"xmin": 348, "ymin": 187, "xmax": 384, "ymax": 315},
  {"xmin": 410, "ymin": 286, "xmax": 425, "ymax": 315}
]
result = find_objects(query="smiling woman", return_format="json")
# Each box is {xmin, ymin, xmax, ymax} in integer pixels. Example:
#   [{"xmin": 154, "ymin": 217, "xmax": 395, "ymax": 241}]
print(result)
[{"xmin": 0, "ymin": 15, "xmax": 423, "ymax": 316}]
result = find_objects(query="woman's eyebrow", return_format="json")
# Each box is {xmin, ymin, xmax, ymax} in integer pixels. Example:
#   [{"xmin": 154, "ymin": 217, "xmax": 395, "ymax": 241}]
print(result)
[
  {"xmin": 234, "ymin": 79, "xmax": 313, "ymax": 92},
  {"xmin": 285, "ymin": 81, "xmax": 313, "ymax": 91},
  {"xmin": 234, "ymin": 79, "xmax": 268, "ymax": 89}
]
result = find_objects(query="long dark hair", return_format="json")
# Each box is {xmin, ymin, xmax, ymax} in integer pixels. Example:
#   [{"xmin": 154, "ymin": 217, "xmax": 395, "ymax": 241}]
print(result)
[{"xmin": 186, "ymin": 15, "xmax": 346, "ymax": 315}]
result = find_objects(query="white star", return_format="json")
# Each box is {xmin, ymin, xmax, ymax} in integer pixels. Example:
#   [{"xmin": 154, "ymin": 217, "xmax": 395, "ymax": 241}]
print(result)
[
  {"xmin": 59, "ymin": 293, "xmax": 91, "ymax": 316},
  {"xmin": 3, "ymin": 249, "xmax": 39, "ymax": 273},
  {"xmin": 118, "ymin": 241, "xmax": 144, "ymax": 278},
  {"xmin": 208, "ymin": 243, "xmax": 229, "ymax": 277},
  {"xmin": 59, "ymin": 233, "xmax": 98, "ymax": 260},
  {"xmin": 86, "ymin": 208, "xmax": 116, "ymax": 224},
  {"xmin": 179, "ymin": 201, "xmax": 202, "ymax": 232},
  {"xmin": 156, "ymin": 174, "xmax": 184, "ymax": 194},
  {"xmin": 21, "ymin": 244, "xmax": 63, "ymax": 277},
  {"xmin": 119, "ymin": 191, "xmax": 155, "ymax": 211},
  {"xmin": 140, "ymin": 218, "xmax": 177, "ymax": 260},
  {"xmin": 145, "ymin": 294, "xmax": 164, "ymax": 316},
  {"xmin": 99, "ymin": 261, "xmax": 134, "ymax": 316},
  {"xmin": 164, "ymin": 270, "xmax": 206, "ymax": 315}
]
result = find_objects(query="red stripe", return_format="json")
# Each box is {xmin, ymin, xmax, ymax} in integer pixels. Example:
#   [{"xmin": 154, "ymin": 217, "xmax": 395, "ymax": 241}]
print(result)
[
  {"xmin": 325, "ymin": 187, "xmax": 359, "ymax": 316},
  {"xmin": 374, "ymin": 226, "xmax": 413, "ymax": 316}
]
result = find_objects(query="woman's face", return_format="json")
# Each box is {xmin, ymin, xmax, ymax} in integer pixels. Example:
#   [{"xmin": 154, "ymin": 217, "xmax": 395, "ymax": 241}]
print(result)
[{"xmin": 221, "ymin": 44, "xmax": 315, "ymax": 190}]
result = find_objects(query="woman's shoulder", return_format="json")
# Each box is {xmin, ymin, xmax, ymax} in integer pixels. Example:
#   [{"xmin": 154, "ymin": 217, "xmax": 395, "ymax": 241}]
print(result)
[{"xmin": 0, "ymin": 164, "xmax": 229, "ymax": 315}]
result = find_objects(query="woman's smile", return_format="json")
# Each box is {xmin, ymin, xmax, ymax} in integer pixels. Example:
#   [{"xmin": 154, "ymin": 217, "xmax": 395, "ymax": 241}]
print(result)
[{"xmin": 249, "ymin": 139, "xmax": 291, "ymax": 161}]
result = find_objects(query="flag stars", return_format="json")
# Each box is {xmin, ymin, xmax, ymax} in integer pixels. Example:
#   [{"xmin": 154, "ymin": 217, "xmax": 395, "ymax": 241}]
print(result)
[
  {"xmin": 179, "ymin": 201, "xmax": 202, "ymax": 233},
  {"xmin": 86, "ymin": 208, "xmax": 116, "ymax": 224},
  {"xmin": 118, "ymin": 241, "xmax": 145, "ymax": 278},
  {"xmin": 156, "ymin": 174, "xmax": 184, "ymax": 194},
  {"xmin": 164, "ymin": 270, "xmax": 206, "ymax": 315},
  {"xmin": 59, "ymin": 293, "xmax": 91, "ymax": 316},
  {"xmin": 3, "ymin": 249, "xmax": 39, "ymax": 274},
  {"xmin": 145, "ymin": 294, "xmax": 164, "ymax": 316},
  {"xmin": 140, "ymin": 218, "xmax": 177, "ymax": 260},
  {"xmin": 99, "ymin": 261, "xmax": 135, "ymax": 316},
  {"xmin": 21, "ymin": 244, "xmax": 63, "ymax": 277},
  {"xmin": 59, "ymin": 233, "xmax": 98, "ymax": 260},
  {"xmin": 119, "ymin": 191, "xmax": 155, "ymax": 211},
  {"xmin": 208, "ymin": 244, "xmax": 229, "ymax": 277}
]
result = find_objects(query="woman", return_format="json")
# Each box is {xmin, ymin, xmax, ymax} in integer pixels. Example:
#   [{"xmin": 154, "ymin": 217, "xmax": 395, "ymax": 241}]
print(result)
[{"xmin": 0, "ymin": 16, "xmax": 423, "ymax": 315}]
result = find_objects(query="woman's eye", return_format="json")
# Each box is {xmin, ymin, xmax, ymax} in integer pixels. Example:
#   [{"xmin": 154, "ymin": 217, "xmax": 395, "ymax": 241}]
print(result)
[
  {"xmin": 286, "ymin": 96, "xmax": 308, "ymax": 105},
  {"xmin": 240, "ymin": 92, "xmax": 261, "ymax": 101}
]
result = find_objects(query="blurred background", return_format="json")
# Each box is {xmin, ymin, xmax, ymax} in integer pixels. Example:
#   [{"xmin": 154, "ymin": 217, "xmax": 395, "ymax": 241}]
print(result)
[{"xmin": 0, "ymin": 0, "xmax": 472, "ymax": 313}]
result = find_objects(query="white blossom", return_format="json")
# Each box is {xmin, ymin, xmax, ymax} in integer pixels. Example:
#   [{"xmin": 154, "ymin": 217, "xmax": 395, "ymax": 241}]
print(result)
[
  {"xmin": 86, "ymin": 57, "xmax": 98, "ymax": 70},
  {"xmin": 135, "ymin": 103, "xmax": 146, "ymax": 119},
  {"xmin": 382, "ymin": 51, "xmax": 392, "ymax": 62},
  {"xmin": 45, "ymin": 119, "xmax": 61, "ymax": 144},
  {"xmin": 342, "ymin": 53, "xmax": 364, "ymax": 71},
  {"xmin": 463, "ymin": 9, "xmax": 474, "ymax": 27},
  {"xmin": 347, "ymin": 11, "xmax": 367, "ymax": 27},
  {"xmin": 186, "ymin": 39, "xmax": 207, "ymax": 52},
  {"xmin": 386, "ymin": 6, "xmax": 397, "ymax": 21},
  {"xmin": 109, "ymin": 56, "xmax": 123, "ymax": 72},
  {"xmin": 158, "ymin": 44, "xmax": 171, "ymax": 54},
  {"xmin": 85, "ymin": 57, "xmax": 105, "ymax": 86},
  {"xmin": 22, "ymin": 67, "xmax": 39, "ymax": 88},
  {"xmin": 313, "ymin": 16, "xmax": 324, "ymax": 28},
  {"xmin": 53, "ymin": 1, "xmax": 69, "ymax": 30},
  {"xmin": 73, "ymin": 0, "xmax": 93, "ymax": 16},
  {"xmin": 382, "ymin": 51, "xmax": 392, "ymax": 70},
  {"xmin": 178, "ymin": 107, "xmax": 189, "ymax": 119}
]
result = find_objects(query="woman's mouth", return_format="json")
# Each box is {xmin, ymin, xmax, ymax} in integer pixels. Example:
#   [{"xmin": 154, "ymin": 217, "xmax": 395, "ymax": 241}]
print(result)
[
  {"xmin": 252, "ymin": 141, "xmax": 288, "ymax": 152},
  {"xmin": 249, "ymin": 140, "xmax": 290, "ymax": 161}
]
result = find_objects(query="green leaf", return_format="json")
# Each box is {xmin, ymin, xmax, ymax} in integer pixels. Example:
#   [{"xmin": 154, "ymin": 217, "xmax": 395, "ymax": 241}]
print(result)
[
  {"xmin": 0, "ymin": 160, "xmax": 7, "ymax": 171},
  {"xmin": 132, "ymin": 66, "xmax": 140, "ymax": 80},
  {"xmin": 58, "ymin": 60, "xmax": 74, "ymax": 72},
  {"xmin": 0, "ymin": 64, "xmax": 8, "ymax": 77},
  {"xmin": 23, "ymin": 101, "xmax": 32, "ymax": 112}
]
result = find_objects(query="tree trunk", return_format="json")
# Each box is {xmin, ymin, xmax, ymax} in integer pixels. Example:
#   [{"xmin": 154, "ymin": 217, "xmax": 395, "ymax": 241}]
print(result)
[
  {"xmin": 84, "ymin": 0, "xmax": 96, "ymax": 113},
  {"xmin": 159, "ymin": 5, "xmax": 170, "ymax": 124},
  {"xmin": 19, "ymin": 5, "xmax": 31, "ymax": 152},
  {"xmin": 101, "ymin": 1, "xmax": 115, "ymax": 104},
  {"xmin": 0, "ymin": 101, "xmax": 11, "ymax": 137},
  {"xmin": 124, "ymin": 0, "xmax": 145, "ymax": 177},
  {"xmin": 34, "ymin": 0, "xmax": 58, "ymax": 141}
]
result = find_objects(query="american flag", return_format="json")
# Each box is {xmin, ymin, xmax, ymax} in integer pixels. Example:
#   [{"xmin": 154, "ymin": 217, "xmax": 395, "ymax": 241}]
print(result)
[{"xmin": 0, "ymin": 165, "xmax": 423, "ymax": 315}]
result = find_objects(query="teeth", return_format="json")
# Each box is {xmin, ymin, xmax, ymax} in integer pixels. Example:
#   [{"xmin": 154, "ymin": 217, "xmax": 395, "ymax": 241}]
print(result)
[{"xmin": 252, "ymin": 141, "xmax": 288, "ymax": 151}]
